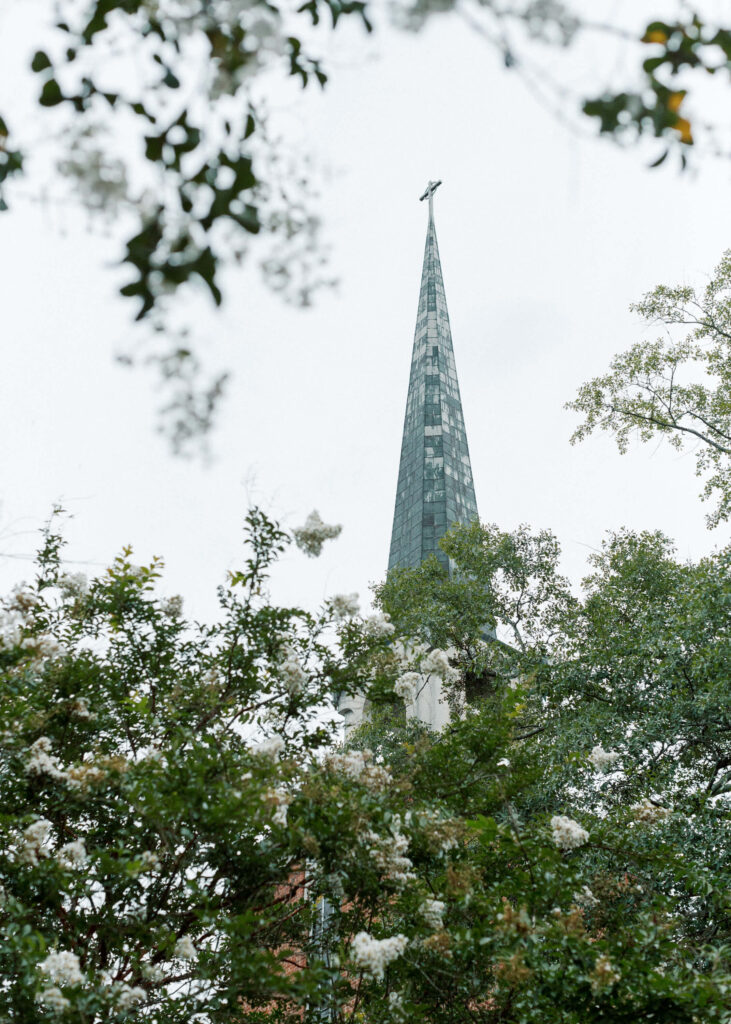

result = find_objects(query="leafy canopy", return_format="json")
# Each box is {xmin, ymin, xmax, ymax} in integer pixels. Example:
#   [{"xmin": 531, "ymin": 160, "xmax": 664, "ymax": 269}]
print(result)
[
  {"xmin": 3, "ymin": 502, "xmax": 731, "ymax": 1022},
  {"xmin": 3, "ymin": 2, "xmax": 731, "ymax": 447},
  {"xmin": 568, "ymin": 249, "xmax": 731, "ymax": 527}
]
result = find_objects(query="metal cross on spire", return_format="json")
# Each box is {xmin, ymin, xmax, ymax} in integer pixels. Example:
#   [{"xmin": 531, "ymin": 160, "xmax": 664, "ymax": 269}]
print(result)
[{"xmin": 419, "ymin": 179, "xmax": 442, "ymax": 217}]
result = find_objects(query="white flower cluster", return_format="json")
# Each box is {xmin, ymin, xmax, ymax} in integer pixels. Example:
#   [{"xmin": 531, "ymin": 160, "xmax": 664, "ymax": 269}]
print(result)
[
  {"xmin": 66, "ymin": 762, "xmax": 106, "ymax": 793},
  {"xmin": 293, "ymin": 511, "xmax": 342, "ymax": 557},
  {"xmin": 363, "ymin": 612, "xmax": 395, "ymax": 638},
  {"xmin": 59, "ymin": 572, "xmax": 88, "ymax": 599},
  {"xmin": 0, "ymin": 612, "xmax": 22, "ymax": 649},
  {"xmin": 573, "ymin": 885, "xmax": 600, "ymax": 908},
  {"xmin": 36, "ymin": 987, "xmax": 71, "ymax": 1014},
  {"xmin": 421, "ymin": 648, "xmax": 460, "ymax": 685},
  {"xmin": 363, "ymin": 816, "xmax": 415, "ymax": 887},
  {"xmin": 279, "ymin": 647, "xmax": 308, "ymax": 696},
  {"xmin": 631, "ymin": 798, "xmax": 671, "ymax": 824},
  {"xmin": 114, "ymin": 983, "xmax": 147, "ymax": 1010},
  {"xmin": 20, "ymin": 634, "xmax": 65, "ymax": 660},
  {"xmin": 161, "ymin": 595, "xmax": 184, "ymax": 618},
  {"xmin": 19, "ymin": 818, "xmax": 53, "ymax": 866},
  {"xmin": 141, "ymin": 962, "xmax": 165, "ymax": 982},
  {"xmin": 68, "ymin": 697, "xmax": 94, "ymax": 721},
  {"xmin": 57, "ymin": 840, "xmax": 87, "ymax": 871},
  {"xmin": 351, "ymin": 931, "xmax": 407, "ymax": 980},
  {"xmin": 330, "ymin": 593, "xmax": 360, "ymax": 620},
  {"xmin": 25, "ymin": 736, "xmax": 68, "ymax": 781},
  {"xmin": 550, "ymin": 815, "xmax": 589, "ymax": 851},
  {"xmin": 251, "ymin": 735, "xmax": 285, "ymax": 760},
  {"xmin": 394, "ymin": 671, "xmax": 420, "ymax": 705},
  {"xmin": 1, "ymin": 585, "xmax": 40, "ymax": 649},
  {"xmin": 420, "ymin": 898, "xmax": 446, "ymax": 930},
  {"xmin": 328, "ymin": 748, "xmax": 392, "ymax": 791},
  {"xmin": 38, "ymin": 950, "xmax": 83, "ymax": 986},
  {"xmin": 589, "ymin": 745, "xmax": 620, "ymax": 771},
  {"xmin": 388, "ymin": 990, "xmax": 405, "ymax": 1015},
  {"xmin": 590, "ymin": 953, "xmax": 621, "ymax": 992},
  {"xmin": 8, "ymin": 584, "xmax": 41, "ymax": 615},
  {"xmin": 174, "ymin": 935, "xmax": 197, "ymax": 961}
]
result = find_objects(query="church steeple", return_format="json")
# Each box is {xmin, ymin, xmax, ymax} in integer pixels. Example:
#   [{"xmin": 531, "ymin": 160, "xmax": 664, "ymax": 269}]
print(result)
[{"xmin": 388, "ymin": 182, "xmax": 479, "ymax": 573}]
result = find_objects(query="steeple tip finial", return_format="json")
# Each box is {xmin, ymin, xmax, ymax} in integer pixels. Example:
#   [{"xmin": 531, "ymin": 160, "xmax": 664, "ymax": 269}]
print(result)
[{"xmin": 419, "ymin": 179, "xmax": 442, "ymax": 203}]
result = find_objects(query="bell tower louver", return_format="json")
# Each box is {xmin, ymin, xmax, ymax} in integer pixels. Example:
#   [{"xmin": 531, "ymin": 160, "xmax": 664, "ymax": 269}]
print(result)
[{"xmin": 388, "ymin": 181, "xmax": 479, "ymax": 573}]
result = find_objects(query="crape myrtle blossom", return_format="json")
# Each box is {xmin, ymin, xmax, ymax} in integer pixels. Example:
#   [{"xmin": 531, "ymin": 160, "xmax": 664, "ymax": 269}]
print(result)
[
  {"xmin": 421, "ymin": 648, "xmax": 460, "ymax": 685},
  {"xmin": 58, "ymin": 572, "xmax": 89, "ymax": 599},
  {"xmin": 588, "ymin": 745, "xmax": 621, "ymax": 771},
  {"xmin": 8, "ymin": 584, "xmax": 42, "ymax": 615},
  {"xmin": 292, "ymin": 511, "xmax": 342, "ymax": 557},
  {"xmin": 420, "ymin": 898, "xmax": 446, "ymax": 930},
  {"xmin": 38, "ymin": 950, "xmax": 84, "ymax": 986},
  {"xmin": 20, "ymin": 634, "xmax": 65, "ymax": 660},
  {"xmin": 161, "ymin": 594, "xmax": 184, "ymax": 618},
  {"xmin": 329, "ymin": 593, "xmax": 360, "ymax": 620},
  {"xmin": 573, "ymin": 885, "xmax": 600, "ymax": 908},
  {"xmin": 57, "ymin": 839, "xmax": 87, "ymax": 871},
  {"xmin": 18, "ymin": 818, "xmax": 53, "ymax": 866},
  {"xmin": 351, "ymin": 932, "xmax": 408, "ymax": 980},
  {"xmin": 69, "ymin": 696, "xmax": 94, "ymax": 720},
  {"xmin": 174, "ymin": 935, "xmax": 197, "ymax": 961},
  {"xmin": 393, "ymin": 673, "xmax": 417, "ymax": 704},
  {"xmin": 362, "ymin": 815, "xmax": 416, "ymax": 887},
  {"xmin": 363, "ymin": 612, "xmax": 396, "ymax": 638},
  {"xmin": 1, "ymin": 585, "xmax": 41, "ymax": 649},
  {"xmin": 66, "ymin": 762, "xmax": 107, "ymax": 793},
  {"xmin": 36, "ymin": 987, "xmax": 70, "ymax": 1014},
  {"xmin": 278, "ymin": 646, "xmax": 308, "ymax": 695},
  {"xmin": 251, "ymin": 735, "xmax": 285, "ymax": 760},
  {"xmin": 394, "ymin": 671, "xmax": 420, "ymax": 704},
  {"xmin": 113, "ymin": 983, "xmax": 148, "ymax": 1010},
  {"xmin": 327, "ymin": 748, "xmax": 392, "ymax": 790},
  {"xmin": 141, "ymin": 963, "xmax": 166, "ymax": 982},
  {"xmin": 25, "ymin": 736, "xmax": 68, "ymax": 781},
  {"xmin": 0, "ymin": 612, "xmax": 22, "ymax": 649},
  {"xmin": 631, "ymin": 798, "xmax": 672, "ymax": 823},
  {"xmin": 388, "ymin": 990, "xmax": 406, "ymax": 1016},
  {"xmin": 3, "ymin": 502, "xmax": 724, "ymax": 1019},
  {"xmin": 550, "ymin": 815, "xmax": 589, "ymax": 850},
  {"xmin": 590, "ymin": 954, "xmax": 621, "ymax": 993}
]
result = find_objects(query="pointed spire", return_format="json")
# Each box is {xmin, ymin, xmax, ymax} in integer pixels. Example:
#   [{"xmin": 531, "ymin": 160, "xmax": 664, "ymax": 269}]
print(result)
[{"xmin": 388, "ymin": 183, "xmax": 479, "ymax": 573}]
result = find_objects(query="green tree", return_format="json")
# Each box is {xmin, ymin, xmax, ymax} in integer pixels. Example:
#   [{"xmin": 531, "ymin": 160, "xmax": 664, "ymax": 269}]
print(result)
[
  {"xmin": 372, "ymin": 516, "xmax": 731, "ymax": 1021},
  {"xmin": 5, "ymin": 503, "xmax": 731, "ymax": 1021},
  {"xmin": 568, "ymin": 250, "xmax": 731, "ymax": 527}
]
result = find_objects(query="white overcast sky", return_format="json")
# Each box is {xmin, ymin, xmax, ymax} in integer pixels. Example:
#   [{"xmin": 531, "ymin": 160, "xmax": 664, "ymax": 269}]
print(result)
[{"xmin": 0, "ymin": 1, "xmax": 729, "ymax": 621}]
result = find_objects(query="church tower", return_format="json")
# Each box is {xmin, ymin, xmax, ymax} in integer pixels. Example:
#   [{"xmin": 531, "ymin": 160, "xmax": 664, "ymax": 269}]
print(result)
[
  {"xmin": 340, "ymin": 183, "xmax": 480, "ymax": 739},
  {"xmin": 388, "ymin": 181, "xmax": 478, "ymax": 573}
]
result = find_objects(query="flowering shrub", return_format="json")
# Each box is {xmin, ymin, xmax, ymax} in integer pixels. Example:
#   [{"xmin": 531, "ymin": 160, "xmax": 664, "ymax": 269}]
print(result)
[{"xmin": 1, "ymin": 508, "xmax": 730, "ymax": 1022}]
